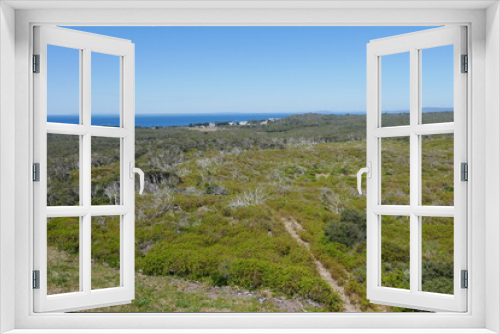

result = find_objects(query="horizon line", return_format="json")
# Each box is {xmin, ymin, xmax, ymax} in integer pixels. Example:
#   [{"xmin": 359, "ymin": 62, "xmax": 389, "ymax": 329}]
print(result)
[{"xmin": 48, "ymin": 109, "xmax": 454, "ymax": 117}]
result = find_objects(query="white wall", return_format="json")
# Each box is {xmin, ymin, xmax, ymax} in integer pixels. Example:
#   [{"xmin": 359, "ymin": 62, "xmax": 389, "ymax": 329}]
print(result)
[
  {"xmin": 0, "ymin": 2, "xmax": 16, "ymax": 333},
  {"xmin": 486, "ymin": 2, "xmax": 500, "ymax": 333}
]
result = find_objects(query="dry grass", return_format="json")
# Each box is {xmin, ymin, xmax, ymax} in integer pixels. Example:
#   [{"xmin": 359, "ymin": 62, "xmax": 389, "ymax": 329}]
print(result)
[{"xmin": 47, "ymin": 246, "xmax": 325, "ymax": 313}]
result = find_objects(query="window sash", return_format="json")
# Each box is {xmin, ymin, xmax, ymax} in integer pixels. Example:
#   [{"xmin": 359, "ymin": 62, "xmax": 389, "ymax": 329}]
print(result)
[
  {"xmin": 366, "ymin": 26, "xmax": 468, "ymax": 312},
  {"xmin": 33, "ymin": 25, "xmax": 136, "ymax": 313}
]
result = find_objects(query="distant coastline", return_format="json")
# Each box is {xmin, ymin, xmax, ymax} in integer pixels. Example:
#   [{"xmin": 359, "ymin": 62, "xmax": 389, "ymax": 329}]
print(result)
[
  {"xmin": 47, "ymin": 109, "xmax": 452, "ymax": 128},
  {"xmin": 46, "ymin": 112, "xmax": 339, "ymax": 128}
]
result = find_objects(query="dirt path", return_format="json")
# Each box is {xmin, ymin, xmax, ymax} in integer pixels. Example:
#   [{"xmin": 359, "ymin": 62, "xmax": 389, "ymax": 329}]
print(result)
[{"xmin": 282, "ymin": 218, "xmax": 361, "ymax": 312}]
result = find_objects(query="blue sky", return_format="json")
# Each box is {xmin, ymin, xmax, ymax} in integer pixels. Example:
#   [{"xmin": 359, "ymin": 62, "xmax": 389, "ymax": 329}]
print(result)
[{"xmin": 48, "ymin": 26, "xmax": 453, "ymax": 115}]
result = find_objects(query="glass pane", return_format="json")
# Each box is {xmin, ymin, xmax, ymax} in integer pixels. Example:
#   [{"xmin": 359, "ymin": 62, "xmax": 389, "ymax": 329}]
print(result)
[
  {"xmin": 47, "ymin": 134, "xmax": 80, "ymax": 206},
  {"xmin": 91, "ymin": 52, "xmax": 121, "ymax": 126},
  {"xmin": 47, "ymin": 217, "xmax": 80, "ymax": 295},
  {"xmin": 381, "ymin": 215, "xmax": 410, "ymax": 290},
  {"xmin": 91, "ymin": 137, "xmax": 121, "ymax": 205},
  {"xmin": 381, "ymin": 137, "xmax": 410, "ymax": 205},
  {"xmin": 91, "ymin": 216, "xmax": 121, "ymax": 289},
  {"xmin": 47, "ymin": 45, "xmax": 80, "ymax": 124},
  {"xmin": 381, "ymin": 52, "xmax": 410, "ymax": 127},
  {"xmin": 422, "ymin": 134, "xmax": 454, "ymax": 206},
  {"xmin": 421, "ymin": 217, "xmax": 454, "ymax": 294},
  {"xmin": 421, "ymin": 45, "xmax": 454, "ymax": 124}
]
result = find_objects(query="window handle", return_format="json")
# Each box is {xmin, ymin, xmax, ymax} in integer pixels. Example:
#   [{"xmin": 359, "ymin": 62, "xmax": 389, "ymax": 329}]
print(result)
[
  {"xmin": 129, "ymin": 162, "xmax": 145, "ymax": 195},
  {"xmin": 357, "ymin": 162, "xmax": 372, "ymax": 195}
]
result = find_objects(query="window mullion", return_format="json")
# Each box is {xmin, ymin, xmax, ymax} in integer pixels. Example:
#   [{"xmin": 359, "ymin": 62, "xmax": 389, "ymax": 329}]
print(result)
[
  {"xmin": 78, "ymin": 47, "xmax": 85, "ymax": 292},
  {"xmin": 82, "ymin": 48, "xmax": 92, "ymax": 294},
  {"xmin": 409, "ymin": 47, "xmax": 420, "ymax": 294},
  {"xmin": 80, "ymin": 214, "xmax": 91, "ymax": 293},
  {"xmin": 373, "ymin": 123, "xmax": 454, "ymax": 138}
]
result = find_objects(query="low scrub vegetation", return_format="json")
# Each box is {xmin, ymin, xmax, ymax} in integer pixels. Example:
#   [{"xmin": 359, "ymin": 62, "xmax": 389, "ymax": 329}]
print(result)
[{"xmin": 46, "ymin": 112, "xmax": 454, "ymax": 312}]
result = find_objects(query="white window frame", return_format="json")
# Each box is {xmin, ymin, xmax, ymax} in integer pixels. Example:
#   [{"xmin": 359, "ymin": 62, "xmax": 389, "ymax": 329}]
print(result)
[
  {"xmin": 1, "ymin": 1, "xmax": 499, "ymax": 333},
  {"xmin": 366, "ymin": 26, "xmax": 467, "ymax": 312},
  {"xmin": 33, "ymin": 25, "xmax": 136, "ymax": 313}
]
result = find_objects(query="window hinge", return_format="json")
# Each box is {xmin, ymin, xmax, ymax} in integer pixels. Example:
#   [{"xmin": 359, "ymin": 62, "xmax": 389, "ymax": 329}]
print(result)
[
  {"xmin": 33, "ymin": 270, "xmax": 40, "ymax": 289},
  {"xmin": 461, "ymin": 162, "xmax": 468, "ymax": 181},
  {"xmin": 461, "ymin": 270, "xmax": 468, "ymax": 289},
  {"xmin": 33, "ymin": 54, "xmax": 40, "ymax": 73},
  {"xmin": 461, "ymin": 54, "xmax": 468, "ymax": 73},
  {"xmin": 33, "ymin": 163, "xmax": 40, "ymax": 182}
]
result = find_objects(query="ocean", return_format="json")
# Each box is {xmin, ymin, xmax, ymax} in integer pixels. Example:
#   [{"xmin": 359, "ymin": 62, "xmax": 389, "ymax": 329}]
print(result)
[
  {"xmin": 47, "ymin": 113, "xmax": 331, "ymax": 127},
  {"xmin": 47, "ymin": 110, "xmax": 451, "ymax": 128}
]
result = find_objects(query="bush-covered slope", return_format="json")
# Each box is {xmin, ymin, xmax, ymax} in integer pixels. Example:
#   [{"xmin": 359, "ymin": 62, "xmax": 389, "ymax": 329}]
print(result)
[{"xmin": 46, "ymin": 112, "xmax": 454, "ymax": 312}]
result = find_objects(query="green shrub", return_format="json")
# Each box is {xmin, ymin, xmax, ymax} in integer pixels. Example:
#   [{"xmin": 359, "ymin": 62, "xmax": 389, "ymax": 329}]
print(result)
[
  {"xmin": 324, "ymin": 208, "xmax": 366, "ymax": 248},
  {"xmin": 421, "ymin": 260, "xmax": 454, "ymax": 294},
  {"xmin": 47, "ymin": 217, "xmax": 79, "ymax": 255}
]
